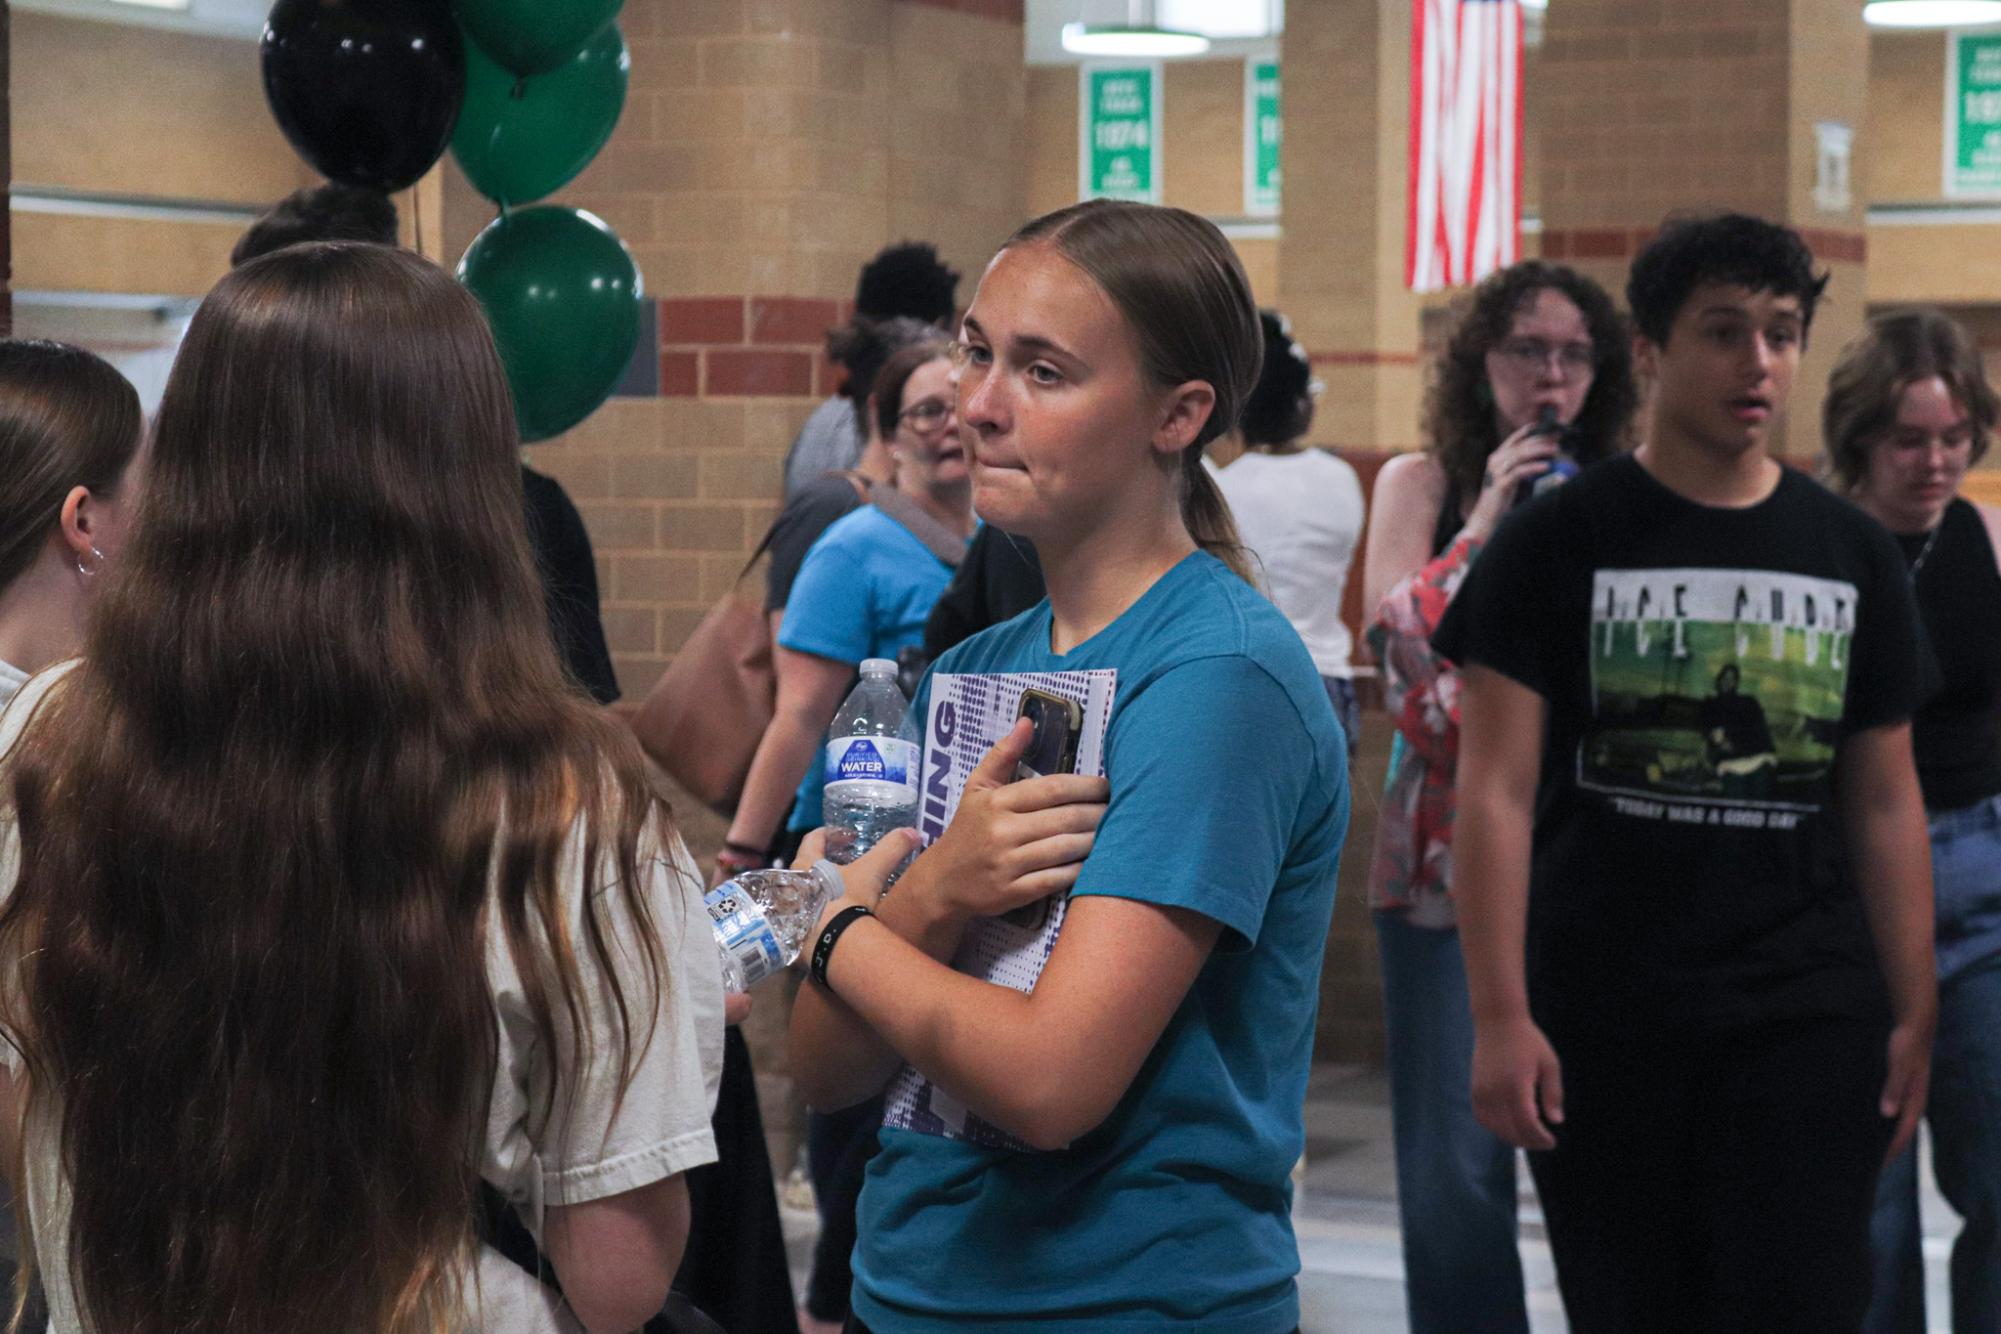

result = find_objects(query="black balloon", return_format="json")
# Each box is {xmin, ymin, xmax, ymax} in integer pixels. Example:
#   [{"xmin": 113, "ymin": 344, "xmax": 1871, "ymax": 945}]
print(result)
[{"xmin": 261, "ymin": 0, "xmax": 466, "ymax": 193}]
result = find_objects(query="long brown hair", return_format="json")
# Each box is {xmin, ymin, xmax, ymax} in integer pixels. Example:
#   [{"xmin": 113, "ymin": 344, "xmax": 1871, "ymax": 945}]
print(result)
[
  {"xmin": 1005, "ymin": 200, "xmax": 1262, "ymax": 581},
  {"xmin": 1424, "ymin": 260, "xmax": 1636, "ymax": 500},
  {"xmin": 1823, "ymin": 307, "xmax": 1998, "ymax": 490},
  {"xmin": 0, "ymin": 244, "xmax": 668, "ymax": 1334},
  {"xmin": 0, "ymin": 341, "xmax": 142, "ymax": 596}
]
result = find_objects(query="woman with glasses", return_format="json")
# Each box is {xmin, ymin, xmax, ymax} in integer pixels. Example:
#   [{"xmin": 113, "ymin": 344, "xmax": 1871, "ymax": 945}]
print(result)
[
  {"xmin": 723, "ymin": 334, "xmax": 972, "ymax": 1334},
  {"xmin": 1357, "ymin": 260, "xmax": 1636, "ymax": 1334}
]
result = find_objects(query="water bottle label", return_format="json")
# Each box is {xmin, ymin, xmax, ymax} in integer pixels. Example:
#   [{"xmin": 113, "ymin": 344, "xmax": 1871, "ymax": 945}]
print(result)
[
  {"xmin": 824, "ymin": 736, "xmax": 919, "ymax": 793},
  {"xmin": 706, "ymin": 886, "xmax": 786, "ymax": 989}
]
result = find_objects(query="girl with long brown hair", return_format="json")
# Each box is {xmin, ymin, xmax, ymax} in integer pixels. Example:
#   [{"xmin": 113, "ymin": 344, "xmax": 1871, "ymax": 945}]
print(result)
[
  {"xmin": 787, "ymin": 199, "xmax": 1348, "ymax": 1333},
  {"xmin": 0, "ymin": 342, "xmax": 143, "ymax": 710},
  {"xmin": 0, "ymin": 243, "xmax": 722, "ymax": 1334}
]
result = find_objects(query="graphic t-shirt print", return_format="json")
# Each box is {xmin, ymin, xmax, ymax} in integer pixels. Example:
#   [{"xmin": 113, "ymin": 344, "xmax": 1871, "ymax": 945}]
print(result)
[{"xmin": 1583, "ymin": 568, "xmax": 1856, "ymax": 828}]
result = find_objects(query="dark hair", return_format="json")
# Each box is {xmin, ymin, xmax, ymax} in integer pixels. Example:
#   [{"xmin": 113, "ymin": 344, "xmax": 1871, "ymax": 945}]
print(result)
[
  {"xmin": 1425, "ymin": 260, "xmax": 1637, "ymax": 499},
  {"xmin": 826, "ymin": 315, "xmax": 942, "ymax": 436},
  {"xmin": 1626, "ymin": 213, "xmax": 1829, "ymax": 345},
  {"xmin": 1824, "ymin": 307, "xmax": 1998, "ymax": 490},
  {"xmin": 872, "ymin": 336, "xmax": 953, "ymax": 441},
  {"xmin": 1004, "ymin": 200, "xmax": 1261, "ymax": 582},
  {"xmin": 230, "ymin": 184, "xmax": 399, "ymax": 267},
  {"xmin": 1240, "ymin": 310, "xmax": 1315, "ymax": 448},
  {"xmin": 1, "ymin": 244, "xmax": 668, "ymax": 1334},
  {"xmin": 855, "ymin": 242, "xmax": 960, "ymax": 325},
  {"xmin": 0, "ymin": 342, "xmax": 142, "ymax": 595}
]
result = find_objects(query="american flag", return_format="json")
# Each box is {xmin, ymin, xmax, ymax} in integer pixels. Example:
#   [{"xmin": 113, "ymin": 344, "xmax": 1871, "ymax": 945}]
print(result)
[{"xmin": 1406, "ymin": 0, "xmax": 1524, "ymax": 293}]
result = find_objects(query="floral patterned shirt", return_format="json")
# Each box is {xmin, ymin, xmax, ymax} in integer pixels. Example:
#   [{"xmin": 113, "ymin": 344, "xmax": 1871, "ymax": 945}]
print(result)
[{"xmin": 1365, "ymin": 532, "xmax": 1483, "ymax": 927}]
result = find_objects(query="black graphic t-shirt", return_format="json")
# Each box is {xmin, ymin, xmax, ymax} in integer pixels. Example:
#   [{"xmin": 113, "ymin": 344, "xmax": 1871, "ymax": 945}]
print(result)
[{"xmin": 1434, "ymin": 456, "xmax": 1925, "ymax": 1040}]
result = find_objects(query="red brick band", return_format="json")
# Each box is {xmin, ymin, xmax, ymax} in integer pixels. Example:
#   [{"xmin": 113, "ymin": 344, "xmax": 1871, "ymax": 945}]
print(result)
[
  {"xmin": 656, "ymin": 296, "xmax": 853, "ymax": 399},
  {"xmin": 1542, "ymin": 226, "xmax": 1866, "ymax": 266}
]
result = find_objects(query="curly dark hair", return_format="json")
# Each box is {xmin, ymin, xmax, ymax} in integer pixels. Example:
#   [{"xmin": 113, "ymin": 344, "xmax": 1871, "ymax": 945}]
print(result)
[
  {"xmin": 854, "ymin": 241, "xmax": 960, "ymax": 325},
  {"xmin": 1627, "ymin": 213, "xmax": 1828, "ymax": 345},
  {"xmin": 1823, "ymin": 307, "xmax": 1997, "ymax": 491},
  {"xmin": 824, "ymin": 316, "xmax": 944, "ymax": 436},
  {"xmin": 1425, "ymin": 260, "xmax": 1637, "ymax": 500},
  {"xmin": 1241, "ymin": 310, "xmax": 1315, "ymax": 448},
  {"xmin": 230, "ymin": 184, "xmax": 398, "ymax": 267}
]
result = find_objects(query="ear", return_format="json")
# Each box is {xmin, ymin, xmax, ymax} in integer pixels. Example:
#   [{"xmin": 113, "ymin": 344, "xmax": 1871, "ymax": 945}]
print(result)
[
  {"xmin": 1632, "ymin": 331, "xmax": 1659, "ymax": 382},
  {"xmin": 1151, "ymin": 380, "xmax": 1218, "ymax": 458},
  {"xmin": 57, "ymin": 486, "xmax": 97, "ymax": 560}
]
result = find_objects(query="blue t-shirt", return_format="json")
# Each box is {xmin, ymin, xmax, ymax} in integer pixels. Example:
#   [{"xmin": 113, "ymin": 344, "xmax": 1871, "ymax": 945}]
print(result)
[
  {"xmin": 777, "ymin": 504, "xmax": 960, "ymax": 832},
  {"xmin": 851, "ymin": 551, "xmax": 1350, "ymax": 1334}
]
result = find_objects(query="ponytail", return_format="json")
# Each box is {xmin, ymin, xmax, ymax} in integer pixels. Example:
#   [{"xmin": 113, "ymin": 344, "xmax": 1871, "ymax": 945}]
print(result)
[{"xmin": 1180, "ymin": 450, "xmax": 1253, "ymax": 583}]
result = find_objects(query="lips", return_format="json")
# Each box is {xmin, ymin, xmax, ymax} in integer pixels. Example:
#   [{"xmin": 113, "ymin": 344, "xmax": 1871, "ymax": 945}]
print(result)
[{"xmin": 1726, "ymin": 395, "xmax": 1772, "ymax": 423}]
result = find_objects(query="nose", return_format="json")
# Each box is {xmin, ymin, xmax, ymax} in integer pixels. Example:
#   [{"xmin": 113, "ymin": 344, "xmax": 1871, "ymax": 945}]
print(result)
[{"xmin": 959, "ymin": 364, "xmax": 1005, "ymax": 434}]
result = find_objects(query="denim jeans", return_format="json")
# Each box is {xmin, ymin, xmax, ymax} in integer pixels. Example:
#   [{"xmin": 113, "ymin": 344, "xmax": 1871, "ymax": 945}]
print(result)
[
  {"xmin": 1867, "ymin": 792, "xmax": 2001, "ymax": 1334},
  {"xmin": 1374, "ymin": 911, "xmax": 1530, "ymax": 1334},
  {"xmin": 1321, "ymin": 675, "xmax": 1360, "ymax": 762}
]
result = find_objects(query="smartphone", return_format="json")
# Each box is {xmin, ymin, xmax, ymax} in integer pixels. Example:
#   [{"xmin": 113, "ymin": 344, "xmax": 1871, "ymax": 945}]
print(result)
[{"xmin": 1014, "ymin": 688, "xmax": 1082, "ymax": 782}]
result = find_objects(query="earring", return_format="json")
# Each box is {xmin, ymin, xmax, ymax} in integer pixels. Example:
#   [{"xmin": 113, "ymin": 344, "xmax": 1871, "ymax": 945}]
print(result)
[{"xmin": 76, "ymin": 545, "xmax": 104, "ymax": 578}]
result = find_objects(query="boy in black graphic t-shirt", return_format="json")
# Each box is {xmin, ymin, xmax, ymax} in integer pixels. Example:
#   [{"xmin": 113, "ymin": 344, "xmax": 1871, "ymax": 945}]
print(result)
[{"xmin": 1436, "ymin": 215, "xmax": 1937, "ymax": 1333}]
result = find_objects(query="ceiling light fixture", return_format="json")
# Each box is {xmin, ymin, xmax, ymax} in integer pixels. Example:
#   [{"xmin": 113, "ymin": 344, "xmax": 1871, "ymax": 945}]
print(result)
[
  {"xmin": 1061, "ymin": 1, "xmax": 1212, "ymax": 59},
  {"xmin": 1864, "ymin": 0, "xmax": 2001, "ymax": 26},
  {"xmin": 104, "ymin": 0, "xmax": 194, "ymax": 9}
]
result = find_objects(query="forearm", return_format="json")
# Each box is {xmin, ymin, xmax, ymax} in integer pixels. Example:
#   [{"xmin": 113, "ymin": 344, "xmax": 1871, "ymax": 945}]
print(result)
[
  {"xmin": 813, "ymin": 913, "xmax": 1088, "ymax": 1151},
  {"xmin": 1453, "ymin": 783, "xmax": 1537, "ymax": 1024},
  {"xmin": 788, "ymin": 876, "xmax": 972, "ymax": 1111},
  {"xmin": 1849, "ymin": 785, "xmax": 1938, "ymax": 1030},
  {"xmin": 726, "ymin": 709, "xmax": 822, "ymax": 852}
]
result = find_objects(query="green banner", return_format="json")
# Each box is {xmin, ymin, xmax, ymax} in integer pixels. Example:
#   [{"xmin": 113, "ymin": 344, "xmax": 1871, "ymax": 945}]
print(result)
[
  {"xmin": 1949, "ymin": 32, "xmax": 2001, "ymax": 197},
  {"xmin": 1081, "ymin": 65, "xmax": 1160, "ymax": 203},
  {"xmin": 1246, "ymin": 60, "xmax": 1280, "ymax": 214}
]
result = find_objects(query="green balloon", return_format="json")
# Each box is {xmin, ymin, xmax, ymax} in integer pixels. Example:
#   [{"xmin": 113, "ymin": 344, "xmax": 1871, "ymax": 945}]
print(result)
[
  {"xmin": 453, "ymin": 0, "xmax": 620, "ymax": 77},
  {"xmin": 458, "ymin": 207, "xmax": 642, "ymax": 443},
  {"xmin": 452, "ymin": 25, "xmax": 627, "ymax": 205}
]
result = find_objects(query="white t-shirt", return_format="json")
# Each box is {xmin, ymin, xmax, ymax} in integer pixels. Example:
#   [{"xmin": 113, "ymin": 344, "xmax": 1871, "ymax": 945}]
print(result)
[
  {"xmin": 0, "ymin": 664, "xmax": 726, "ymax": 1333},
  {"xmin": 1214, "ymin": 448, "xmax": 1367, "ymax": 678},
  {"xmin": 0, "ymin": 660, "xmax": 25, "ymax": 711}
]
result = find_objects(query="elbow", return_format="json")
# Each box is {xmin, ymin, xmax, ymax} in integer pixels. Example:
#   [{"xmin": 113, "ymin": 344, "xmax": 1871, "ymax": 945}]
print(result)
[
  {"xmin": 568, "ymin": 1286, "xmax": 674, "ymax": 1334},
  {"xmin": 984, "ymin": 1073, "xmax": 1117, "ymax": 1152}
]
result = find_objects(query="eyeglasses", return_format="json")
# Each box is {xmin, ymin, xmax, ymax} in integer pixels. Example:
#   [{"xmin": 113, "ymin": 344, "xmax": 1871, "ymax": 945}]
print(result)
[
  {"xmin": 899, "ymin": 398, "xmax": 955, "ymax": 432},
  {"xmin": 1497, "ymin": 337, "xmax": 1596, "ymax": 375}
]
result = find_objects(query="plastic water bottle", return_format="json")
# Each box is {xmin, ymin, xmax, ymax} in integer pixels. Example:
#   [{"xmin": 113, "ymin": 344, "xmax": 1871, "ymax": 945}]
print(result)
[
  {"xmin": 822, "ymin": 658, "xmax": 920, "ymax": 866},
  {"xmin": 708, "ymin": 861, "xmax": 843, "ymax": 992}
]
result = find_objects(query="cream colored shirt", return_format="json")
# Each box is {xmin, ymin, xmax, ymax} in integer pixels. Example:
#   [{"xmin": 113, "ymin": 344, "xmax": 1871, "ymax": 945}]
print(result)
[{"xmin": 0, "ymin": 663, "xmax": 726, "ymax": 1332}]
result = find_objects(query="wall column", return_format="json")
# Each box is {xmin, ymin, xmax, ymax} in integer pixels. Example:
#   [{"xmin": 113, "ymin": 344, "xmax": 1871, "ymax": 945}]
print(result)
[
  {"xmin": 1277, "ymin": 0, "xmax": 1424, "ymax": 456},
  {"xmin": 1537, "ymin": 0, "xmax": 1869, "ymax": 458}
]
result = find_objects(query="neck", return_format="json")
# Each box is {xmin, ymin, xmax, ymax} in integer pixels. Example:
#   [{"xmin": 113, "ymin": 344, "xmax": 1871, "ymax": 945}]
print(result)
[
  {"xmin": 907, "ymin": 481, "xmax": 976, "ymax": 540},
  {"xmin": 1037, "ymin": 494, "xmax": 1196, "ymax": 654},
  {"xmin": 1851, "ymin": 490, "xmax": 1949, "ymax": 537},
  {"xmin": 0, "ymin": 559, "xmax": 85, "ymax": 676},
  {"xmin": 856, "ymin": 438, "xmax": 895, "ymax": 483},
  {"xmin": 1635, "ymin": 426, "xmax": 1783, "ymax": 508}
]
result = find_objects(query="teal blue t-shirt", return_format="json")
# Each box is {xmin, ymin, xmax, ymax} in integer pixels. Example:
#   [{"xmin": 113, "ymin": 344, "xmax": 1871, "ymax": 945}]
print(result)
[
  {"xmin": 776, "ymin": 505, "xmax": 959, "ymax": 832},
  {"xmin": 851, "ymin": 551, "xmax": 1350, "ymax": 1334}
]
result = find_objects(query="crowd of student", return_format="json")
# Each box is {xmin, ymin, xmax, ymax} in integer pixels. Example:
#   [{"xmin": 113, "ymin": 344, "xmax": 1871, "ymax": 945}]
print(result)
[{"xmin": 0, "ymin": 185, "xmax": 1994, "ymax": 1334}]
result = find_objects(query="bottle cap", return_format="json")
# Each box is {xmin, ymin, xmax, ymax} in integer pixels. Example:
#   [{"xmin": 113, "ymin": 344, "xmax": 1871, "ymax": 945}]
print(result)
[{"xmin": 859, "ymin": 658, "xmax": 897, "ymax": 677}]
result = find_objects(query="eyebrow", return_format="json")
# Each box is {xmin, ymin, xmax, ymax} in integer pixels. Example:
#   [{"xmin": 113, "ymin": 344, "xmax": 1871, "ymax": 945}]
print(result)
[{"xmin": 961, "ymin": 315, "xmax": 1081, "ymax": 364}]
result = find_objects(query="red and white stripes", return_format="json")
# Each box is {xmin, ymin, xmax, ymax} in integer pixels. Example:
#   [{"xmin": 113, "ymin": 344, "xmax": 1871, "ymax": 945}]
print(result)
[{"xmin": 1407, "ymin": 0, "xmax": 1524, "ymax": 294}]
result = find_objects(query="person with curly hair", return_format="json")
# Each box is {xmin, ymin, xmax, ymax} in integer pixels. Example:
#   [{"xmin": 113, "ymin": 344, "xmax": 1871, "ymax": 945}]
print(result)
[
  {"xmin": 1357, "ymin": 259, "xmax": 1634, "ymax": 1334},
  {"xmin": 1443, "ymin": 214, "xmax": 1935, "ymax": 1331}
]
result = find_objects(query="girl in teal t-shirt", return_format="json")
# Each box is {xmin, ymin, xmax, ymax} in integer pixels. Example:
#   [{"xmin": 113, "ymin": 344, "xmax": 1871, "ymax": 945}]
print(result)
[{"xmin": 788, "ymin": 200, "xmax": 1349, "ymax": 1334}]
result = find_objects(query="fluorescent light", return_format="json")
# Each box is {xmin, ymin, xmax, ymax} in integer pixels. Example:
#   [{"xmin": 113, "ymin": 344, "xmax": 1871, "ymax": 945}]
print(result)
[
  {"xmin": 1062, "ymin": 22, "xmax": 1211, "ymax": 56},
  {"xmin": 1864, "ymin": 0, "xmax": 2001, "ymax": 26},
  {"xmin": 1155, "ymin": 0, "xmax": 1278, "ymax": 39},
  {"xmin": 1519, "ymin": 0, "xmax": 1547, "ymax": 8},
  {"xmin": 106, "ymin": 0, "xmax": 192, "ymax": 9}
]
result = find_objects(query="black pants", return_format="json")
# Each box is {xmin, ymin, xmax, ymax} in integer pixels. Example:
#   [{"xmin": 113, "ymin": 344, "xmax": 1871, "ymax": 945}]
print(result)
[
  {"xmin": 805, "ymin": 1095, "xmax": 885, "ymax": 1321},
  {"xmin": 844, "ymin": 1321, "xmax": 1300, "ymax": 1332},
  {"xmin": 1528, "ymin": 1015, "xmax": 1894, "ymax": 1334}
]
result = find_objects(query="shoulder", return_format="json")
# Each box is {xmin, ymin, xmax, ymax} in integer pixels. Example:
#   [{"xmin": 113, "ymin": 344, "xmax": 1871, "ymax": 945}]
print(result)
[
  {"xmin": 1972, "ymin": 500, "xmax": 2001, "ymax": 569},
  {"xmin": 0, "ymin": 661, "xmax": 80, "ymax": 763},
  {"xmin": 1372, "ymin": 452, "xmax": 1449, "ymax": 521},
  {"xmin": 1139, "ymin": 556, "xmax": 1317, "ymax": 680},
  {"xmin": 521, "ymin": 466, "xmax": 589, "ymax": 540}
]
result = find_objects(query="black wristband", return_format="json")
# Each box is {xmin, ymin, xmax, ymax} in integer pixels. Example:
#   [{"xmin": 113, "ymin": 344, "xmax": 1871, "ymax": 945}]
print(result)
[
  {"xmin": 722, "ymin": 840, "xmax": 770, "ymax": 861},
  {"xmin": 810, "ymin": 905, "xmax": 874, "ymax": 992}
]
